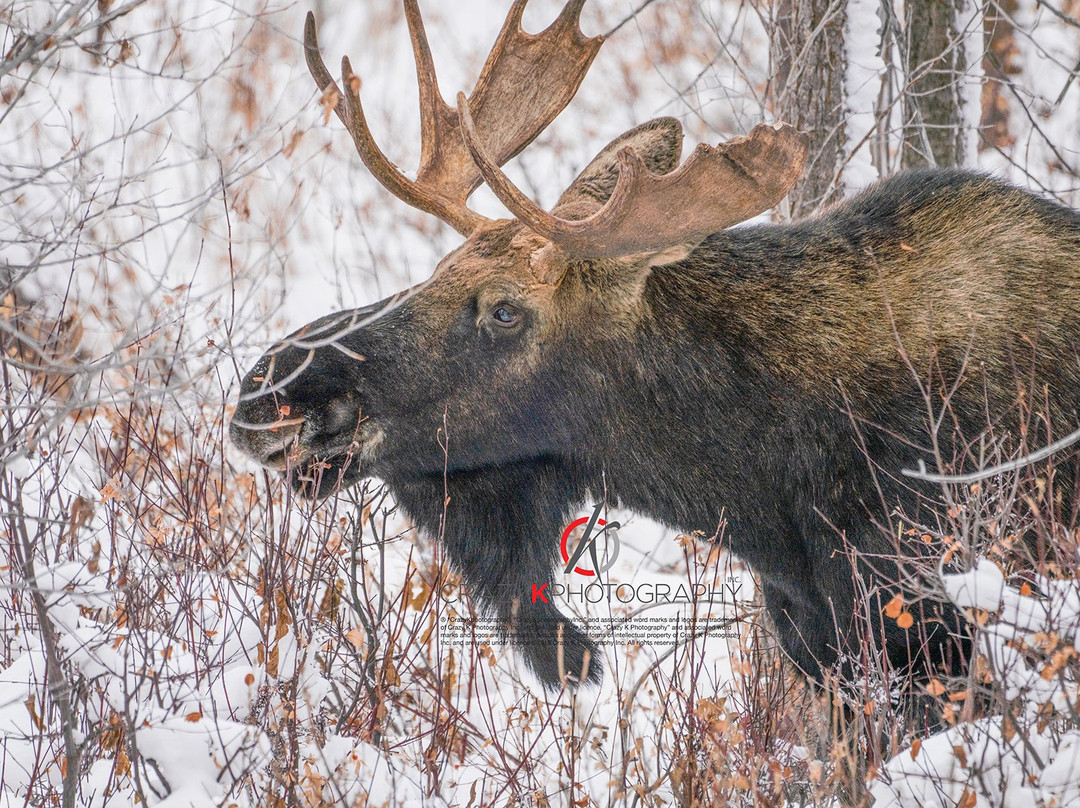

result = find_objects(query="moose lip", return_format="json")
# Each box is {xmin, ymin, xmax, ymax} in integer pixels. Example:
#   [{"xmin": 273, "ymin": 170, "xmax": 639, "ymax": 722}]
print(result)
[
  {"xmin": 259, "ymin": 426, "xmax": 376, "ymax": 497},
  {"xmin": 286, "ymin": 450, "xmax": 367, "ymax": 499},
  {"xmin": 263, "ymin": 449, "xmax": 289, "ymax": 469},
  {"xmin": 249, "ymin": 434, "xmax": 363, "ymax": 479}
]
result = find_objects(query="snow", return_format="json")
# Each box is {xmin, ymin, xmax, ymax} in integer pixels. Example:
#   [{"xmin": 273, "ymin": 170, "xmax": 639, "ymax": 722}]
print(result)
[
  {"xmin": 3, "ymin": 0, "xmax": 1080, "ymax": 805},
  {"xmin": 1, "ymin": 454, "xmax": 33, "ymax": 480},
  {"xmin": 873, "ymin": 720, "xmax": 1080, "ymax": 808},
  {"xmin": 942, "ymin": 559, "xmax": 1009, "ymax": 614},
  {"xmin": 958, "ymin": 0, "xmax": 983, "ymax": 163},
  {"xmin": 872, "ymin": 558, "xmax": 1080, "ymax": 807},
  {"xmin": 979, "ymin": 0, "xmax": 1080, "ymax": 204},
  {"xmin": 843, "ymin": 0, "xmax": 886, "ymax": 188}
]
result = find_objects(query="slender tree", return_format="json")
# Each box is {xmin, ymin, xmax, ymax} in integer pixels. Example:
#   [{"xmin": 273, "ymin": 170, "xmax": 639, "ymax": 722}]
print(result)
[
  {"xmin": 770, "ymin": 0, "xmax": 849, "ymax": 215},
  {"xmin": 980, "ymin": 0, "xmax": 1020, "ymax": 152},
  {"xmin": 901, "ymin": 0, "xmax": 970, "ymax": 167}
]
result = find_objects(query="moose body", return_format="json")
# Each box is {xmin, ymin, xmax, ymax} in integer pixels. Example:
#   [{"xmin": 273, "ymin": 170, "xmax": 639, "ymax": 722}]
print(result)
[{"xmin": 231, "ymin": 1, "xmax": 1080, "ymax": 690}]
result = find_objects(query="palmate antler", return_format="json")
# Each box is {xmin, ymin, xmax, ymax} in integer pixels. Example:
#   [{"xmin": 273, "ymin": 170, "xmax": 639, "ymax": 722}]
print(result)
[
  {"xmin": 303, "ymin": 0, "xmax": 603, "ymax": 237},
  {"xmin": 459, "ymin": 100, "xmax": 810, "ymax": 258},
  {"xmin": 305, "ymin": 0, "xmax": 809, "ymax": 258}
]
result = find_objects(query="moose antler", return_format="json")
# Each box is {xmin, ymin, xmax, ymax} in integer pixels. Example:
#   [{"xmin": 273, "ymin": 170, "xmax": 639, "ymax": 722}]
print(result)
[
  {"xmin": 303, "ymin": 0, "xmax": 604, "ymax": 237},
  {"xmin": 458, "ymin": 92, "xmax": 811, "ymax": 258}
]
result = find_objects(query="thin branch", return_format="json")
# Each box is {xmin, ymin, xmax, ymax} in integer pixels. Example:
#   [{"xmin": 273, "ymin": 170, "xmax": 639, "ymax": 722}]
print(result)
[
  {"xmin": 902, "ymin": 424, "xmax": 1080, "ymax": 484},
  {"xmin": 602, "ymin": 0, "xmax": 663, "ymax": 37}
]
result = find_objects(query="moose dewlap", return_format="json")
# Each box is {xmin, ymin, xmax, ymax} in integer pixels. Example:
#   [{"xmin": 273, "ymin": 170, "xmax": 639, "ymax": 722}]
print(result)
[{"xmin": 231, "ymin": 0, "xmax": 1080, "ymax": 691}]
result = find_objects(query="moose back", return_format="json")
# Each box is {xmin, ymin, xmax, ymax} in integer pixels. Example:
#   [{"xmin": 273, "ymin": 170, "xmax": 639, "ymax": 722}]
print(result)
[{"xmin": 231, "ymin": 0, "xmax": 1080, "ymax": 690}]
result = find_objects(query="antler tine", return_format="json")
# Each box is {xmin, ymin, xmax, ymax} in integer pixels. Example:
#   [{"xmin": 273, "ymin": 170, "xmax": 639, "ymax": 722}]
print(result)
[
  {"xmin": 458, "ymin": 93, "xmax": 810, "ymax": 259},
  {"xmin": 304, "ymin": 3, "xmax": 604, "ymax": 239},
  {"xmin": 456, "ymin": 91, "xmax": 563, "ymax": 238},
  {"xmin": 401, "ymin": 0, "xmax": 453, "ymax": 182},
  {"xmin": 413, "ymin": 0, "xmax": 603, "ymax": 202},
  {"xmin": 304, "ymin": 11, "xmax": 484, "ymax": 236},
  {"xmin": 303, "ymin": 12, "xmax": 335, "ymax": 96},
  {"xmin": 338, "ymin": 55, "xmax": 486, "ymax": 234},
  {"xmin": 467, "ymin": 0, "xmax": 602, "ymax": 168}
]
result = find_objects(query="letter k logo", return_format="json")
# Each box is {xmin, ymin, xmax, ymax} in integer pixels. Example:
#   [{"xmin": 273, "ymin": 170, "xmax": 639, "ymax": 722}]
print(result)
[{"xmin": 531, "ymin": 583, "xmax": 549, "ymax": 604}]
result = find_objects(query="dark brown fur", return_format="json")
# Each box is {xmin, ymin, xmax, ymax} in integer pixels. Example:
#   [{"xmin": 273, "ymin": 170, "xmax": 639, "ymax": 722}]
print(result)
[{"xmin": 231, "ymin": 120, "xmax": 1080, "ymax": 692}]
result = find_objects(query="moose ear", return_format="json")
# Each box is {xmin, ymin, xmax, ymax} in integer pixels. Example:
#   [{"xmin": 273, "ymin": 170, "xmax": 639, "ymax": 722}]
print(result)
[{"xmin": 552, "ymin": 117, "xmax": 683, "ymax": 219}]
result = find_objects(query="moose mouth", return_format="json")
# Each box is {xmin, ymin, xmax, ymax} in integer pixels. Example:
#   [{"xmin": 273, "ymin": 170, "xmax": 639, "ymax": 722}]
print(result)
[
  {"xmin": 281, "ymin": 424, "xmax": 384, "ymax": 499},
  {"xmin": 236, "ymin": 415, "xmax": 377, "ymax": 499},
  {"xmin": 287, "ymin": 450, "xmax": 368, "ymax": 499}
]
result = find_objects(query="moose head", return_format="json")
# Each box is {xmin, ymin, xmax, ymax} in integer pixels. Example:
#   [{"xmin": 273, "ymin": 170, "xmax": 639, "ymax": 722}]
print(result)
[
  {"xmin": 232, "ymin": 0, "xmax": 1006, "ymax": 690},
  {"xmin": 232, "ymin": 0, "xmax": 807, "ymax": 496}
]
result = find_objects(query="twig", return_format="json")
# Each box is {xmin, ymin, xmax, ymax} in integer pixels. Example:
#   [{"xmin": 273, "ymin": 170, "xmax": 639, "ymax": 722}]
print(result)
[
  {"xmin": 7, "ymin": 479, "xmax": 82, "ymax": 808},
  {"xmin": 602, "ymin": 0, "xmax": 662, "ymax": 37},
  {"xmin": 902, "ymin": 424, "xmax": 1080, "ymax": 484}
]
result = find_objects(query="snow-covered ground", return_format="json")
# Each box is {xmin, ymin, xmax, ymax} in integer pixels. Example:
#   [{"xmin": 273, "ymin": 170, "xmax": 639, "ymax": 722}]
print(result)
[{"xmin": 2, "ymin": 0, "xmax": 1079, "ymax": 805}]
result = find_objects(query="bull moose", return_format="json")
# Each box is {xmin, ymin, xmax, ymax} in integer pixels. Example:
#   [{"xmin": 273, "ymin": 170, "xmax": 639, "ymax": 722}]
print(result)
[{"xmin": 231, "ymin": 0, "xmax": 1080, "ymax": 692}]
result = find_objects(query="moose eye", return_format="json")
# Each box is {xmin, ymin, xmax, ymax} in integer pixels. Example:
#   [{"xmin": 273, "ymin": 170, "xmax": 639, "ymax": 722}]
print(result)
[{"xmin": 491, "ymin": 305, "xmax": 522, "ymax": 328}]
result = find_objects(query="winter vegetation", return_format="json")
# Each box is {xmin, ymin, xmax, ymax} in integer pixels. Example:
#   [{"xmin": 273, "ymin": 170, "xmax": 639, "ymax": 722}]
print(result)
[{"xmin": 2, "ymin": 0, "xmax": 1079, "ymax": 806}]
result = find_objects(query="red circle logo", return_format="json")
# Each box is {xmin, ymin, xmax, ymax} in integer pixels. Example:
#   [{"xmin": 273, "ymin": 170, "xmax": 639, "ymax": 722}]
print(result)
[{"xmin": 560, "ymin": 516, "xmax": 609, "ymax": 577}]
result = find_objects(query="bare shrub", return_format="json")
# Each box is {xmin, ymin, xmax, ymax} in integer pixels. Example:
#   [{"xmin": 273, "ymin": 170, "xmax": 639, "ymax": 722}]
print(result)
[{"xmin": 3, "ymin": 1, "xmax": 1079, "ymax": 806}]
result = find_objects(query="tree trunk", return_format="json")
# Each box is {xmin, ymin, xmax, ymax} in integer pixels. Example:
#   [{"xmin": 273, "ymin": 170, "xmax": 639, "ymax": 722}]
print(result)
[
  {"xmin": 771, "ymin": 0, "xmax": 848, "ymax": 216},
  {"xmin": 980, "ymin": 0, "xmax": 1020, "ymax": 152},
  {"xmin": 901, "ymin": 0, "xmax": 969, "ymax": 168}
]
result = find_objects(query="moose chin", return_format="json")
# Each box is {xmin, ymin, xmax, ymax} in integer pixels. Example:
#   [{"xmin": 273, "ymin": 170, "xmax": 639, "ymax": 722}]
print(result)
[{"xmin": 231, "ymin": 0, "xmax": 1080, "ymax": 697}]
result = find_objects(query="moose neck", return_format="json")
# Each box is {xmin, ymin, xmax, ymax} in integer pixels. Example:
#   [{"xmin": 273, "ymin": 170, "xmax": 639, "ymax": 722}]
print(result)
[{"xmin": 587, "ymin": 222, "xmax": 888, "ymax": 563}]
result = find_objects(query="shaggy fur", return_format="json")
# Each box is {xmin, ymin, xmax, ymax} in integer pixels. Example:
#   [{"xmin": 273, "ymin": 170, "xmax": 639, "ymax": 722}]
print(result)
[{"xmin": 232, "ymin": 121, "xmax": 1080, "ymax": 691}]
